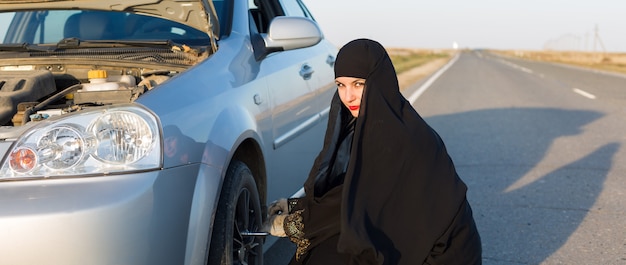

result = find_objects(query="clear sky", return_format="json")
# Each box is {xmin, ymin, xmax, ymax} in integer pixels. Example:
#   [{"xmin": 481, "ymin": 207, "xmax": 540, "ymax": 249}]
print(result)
[
  {"xmin": 302, "ymin": 0, "xmax": 626, "ymax": 52},
  {"xmin": 1, "ymin": 1, "xmax": 625, "ymax": 52}
]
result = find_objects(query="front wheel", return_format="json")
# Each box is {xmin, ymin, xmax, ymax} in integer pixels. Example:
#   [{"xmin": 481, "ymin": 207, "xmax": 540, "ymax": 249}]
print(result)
[{"xmin": 208, "ymin": 160, "xmax": 264, "ymax": 265}]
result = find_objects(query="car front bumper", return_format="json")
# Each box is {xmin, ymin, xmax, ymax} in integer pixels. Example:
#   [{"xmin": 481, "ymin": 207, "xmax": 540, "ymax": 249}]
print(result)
[{"xmin": 0, "ymin": 163, "xmax": 221, "ymax": 265}]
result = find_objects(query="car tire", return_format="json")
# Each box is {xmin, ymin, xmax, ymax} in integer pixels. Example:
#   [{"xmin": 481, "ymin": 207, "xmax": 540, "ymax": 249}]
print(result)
[{"xmin": 207, "ymin": 160, "xmax": 264, "ymax": 265}]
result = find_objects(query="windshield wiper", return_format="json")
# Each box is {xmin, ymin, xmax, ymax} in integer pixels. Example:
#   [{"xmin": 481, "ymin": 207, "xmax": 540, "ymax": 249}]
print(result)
[
  {"xmin": 0, "ymin": 43, "xmax": 56, "ymax": 52},
  {"xmin": 57, "ymin": 37, "xmax": 182, "ymax": 49},
  {"xmin": 0, "ymin": 38, "xmax": 184, "ymax": 52}
]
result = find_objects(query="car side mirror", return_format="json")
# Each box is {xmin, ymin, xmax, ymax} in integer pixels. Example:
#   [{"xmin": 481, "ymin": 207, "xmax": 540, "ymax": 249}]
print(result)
[{"xmin": 253, "ymin": 16, "xmax": 323, "ymax": 60}]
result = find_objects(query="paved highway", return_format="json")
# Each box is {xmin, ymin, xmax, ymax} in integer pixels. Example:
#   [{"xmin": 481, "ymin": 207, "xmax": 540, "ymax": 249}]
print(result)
[{"xmin": 265, "ymin": 51, "xmax": 626, "ymax": 264}]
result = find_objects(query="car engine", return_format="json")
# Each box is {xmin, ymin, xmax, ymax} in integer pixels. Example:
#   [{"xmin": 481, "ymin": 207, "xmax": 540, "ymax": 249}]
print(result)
[{"xmin": 0, "ymin": 65, "xmax": 174, "ymax": 127}]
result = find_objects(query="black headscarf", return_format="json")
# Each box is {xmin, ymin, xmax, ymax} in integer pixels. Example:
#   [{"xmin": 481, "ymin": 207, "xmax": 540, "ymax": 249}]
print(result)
[{"xmin": 298, "ymin": 39, "xmax": 469, "ymax": 264}]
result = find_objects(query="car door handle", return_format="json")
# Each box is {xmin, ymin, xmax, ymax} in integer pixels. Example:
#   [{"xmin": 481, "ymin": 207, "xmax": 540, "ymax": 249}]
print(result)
[
  {"xmin": 326, "ymin": 55, "xmax": 335, "ymax": 67},
  {"xmin": 299, "ymin": 64, "xmax": 314, "ymax": 80}
]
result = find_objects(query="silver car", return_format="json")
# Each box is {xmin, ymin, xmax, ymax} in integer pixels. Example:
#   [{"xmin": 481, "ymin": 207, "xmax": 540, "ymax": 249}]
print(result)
[{"xmin": 0, "ymin": 0, "xmax": 336, "ymax": 264}]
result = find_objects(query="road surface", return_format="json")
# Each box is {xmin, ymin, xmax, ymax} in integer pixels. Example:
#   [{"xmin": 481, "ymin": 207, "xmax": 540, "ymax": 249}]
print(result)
[{"xmin": 265, "ymin": 50, "xmax": 626, "ymax": 264}]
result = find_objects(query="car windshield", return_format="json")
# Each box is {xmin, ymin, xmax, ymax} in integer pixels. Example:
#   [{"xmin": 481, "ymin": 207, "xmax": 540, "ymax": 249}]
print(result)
[{"xmin": 0, "ymin": 10, "xmax": 211, "ymax": 46}]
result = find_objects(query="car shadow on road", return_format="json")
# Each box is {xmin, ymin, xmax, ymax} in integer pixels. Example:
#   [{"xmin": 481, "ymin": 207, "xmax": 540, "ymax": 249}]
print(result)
[{"xmin": 423, "ymin": 107, "xmax": 619, "ymax": 264}]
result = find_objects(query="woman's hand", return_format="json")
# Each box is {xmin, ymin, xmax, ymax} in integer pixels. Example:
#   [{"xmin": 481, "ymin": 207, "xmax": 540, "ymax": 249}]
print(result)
[{"xmin": 262, "ymin": 198, "xmax": 288, "ymax": 237}]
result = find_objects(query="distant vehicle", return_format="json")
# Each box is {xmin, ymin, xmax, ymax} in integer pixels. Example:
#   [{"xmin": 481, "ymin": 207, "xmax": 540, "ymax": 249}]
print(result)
[{"xmin": 0, "ymin": 0, "xmax": 337, "ymax": 264}]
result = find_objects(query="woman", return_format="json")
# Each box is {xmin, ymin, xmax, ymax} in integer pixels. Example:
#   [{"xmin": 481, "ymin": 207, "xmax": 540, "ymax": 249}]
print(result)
[{"xmin": 265, "ymin": 39, "xmax": 482, "ymax": 264}]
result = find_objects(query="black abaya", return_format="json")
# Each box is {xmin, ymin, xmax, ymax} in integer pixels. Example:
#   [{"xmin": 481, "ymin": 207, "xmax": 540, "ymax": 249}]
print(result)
[{"xmin": 286, "ymin": 39, "xmax": 481, "ymax": 265}]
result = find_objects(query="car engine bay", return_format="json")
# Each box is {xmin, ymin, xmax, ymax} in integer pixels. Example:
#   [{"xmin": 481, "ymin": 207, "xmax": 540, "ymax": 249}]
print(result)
[{"xmin": 0, "ymin": 63, "xmax": 176, "ymax": 128}]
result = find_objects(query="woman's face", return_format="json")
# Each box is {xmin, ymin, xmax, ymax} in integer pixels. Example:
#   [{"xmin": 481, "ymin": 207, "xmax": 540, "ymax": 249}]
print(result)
[{"xmin": 335, "ymin": 76, "xmax": 365, "ymax": 117}]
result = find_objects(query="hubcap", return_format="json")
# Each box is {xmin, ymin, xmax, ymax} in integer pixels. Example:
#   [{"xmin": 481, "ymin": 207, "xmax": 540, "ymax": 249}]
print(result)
[{"xmin": 233, "ymin": 188, "xmax": 261, "ymax": 265}]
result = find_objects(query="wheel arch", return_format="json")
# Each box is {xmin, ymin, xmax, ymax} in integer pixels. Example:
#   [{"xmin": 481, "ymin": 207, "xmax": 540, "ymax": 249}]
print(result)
[{"xmin": 229, "ymin": 136, "xmax": 268, "ymax": 212}]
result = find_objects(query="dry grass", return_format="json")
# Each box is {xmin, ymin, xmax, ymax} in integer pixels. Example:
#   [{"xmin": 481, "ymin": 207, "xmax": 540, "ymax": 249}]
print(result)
[
  {"xmin": 386, "ymin": 48, "xmax": 454, "ymax": 90},
  {"xmin": 387, "ymin": 48, "xmax": 452, "ymax": 74},
  {"xmin": 491, "ymin": 50, "xmax": 626, "ymax": 75},
  {"xmin": 384, "ymin": 48, "xmax": 626, "ymax": 90}
]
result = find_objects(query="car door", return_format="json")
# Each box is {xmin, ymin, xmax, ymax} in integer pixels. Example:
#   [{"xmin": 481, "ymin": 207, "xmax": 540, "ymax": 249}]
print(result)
[
  {"xmin": 282, "ymin": 0, "xmax": 337, "ymax": 123},
  {"xmin": 269, "ymin": 0, "xmax": 336, "ymax": 149},
  {"xmin": 252, "ymin": 0, "xmax": 337, "ymax": 201}
]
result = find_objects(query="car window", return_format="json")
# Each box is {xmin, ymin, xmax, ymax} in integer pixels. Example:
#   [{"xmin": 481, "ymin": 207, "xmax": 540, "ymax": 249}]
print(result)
[
  {"xmin": 279, "ymin": 0, "xmax": 306, "ymax": 17},
  {"xmin": 37, "ymin": 10, "xmax": 77, "ymax": 44},
  {"xmin": 2, "ymin": 10, "xmax": 210, "ymax": 45},
  {"xmin": 0, "ymin": 13, "xmax": 15, "ymax": 41},
  {"xmin": 212, "ymin": 0, "xmax": 231, "ymax": 37},
  {"xmin": 249, "ymin": 0, "xmax": 268, "ymax": 33},
  {"xmin": 250, "ymin": 0, "xmax": 315, "ymax": 34}
]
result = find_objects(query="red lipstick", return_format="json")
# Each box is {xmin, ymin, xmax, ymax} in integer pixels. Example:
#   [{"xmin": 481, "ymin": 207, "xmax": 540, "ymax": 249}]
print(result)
[{"xmin": 349, "ymin": 106, "xmax": 359, "ymax": 110}]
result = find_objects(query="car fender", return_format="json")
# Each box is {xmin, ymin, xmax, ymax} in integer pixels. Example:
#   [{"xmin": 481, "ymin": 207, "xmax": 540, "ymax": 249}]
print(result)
[{"xmin": 183, "ymin": 105, "xmax": 267, "ymax": 265}]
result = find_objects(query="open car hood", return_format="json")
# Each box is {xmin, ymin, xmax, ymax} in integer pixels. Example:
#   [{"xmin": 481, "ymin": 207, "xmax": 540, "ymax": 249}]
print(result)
[{"xmin": 0, "ymin": 0, "xmax": 219, "ymax": 38}]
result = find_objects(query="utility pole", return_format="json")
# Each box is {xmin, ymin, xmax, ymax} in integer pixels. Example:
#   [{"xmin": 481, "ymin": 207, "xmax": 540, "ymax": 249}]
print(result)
[{"xmin": 593, "ymin": 24, "xmax": 606, "ymax": 54}]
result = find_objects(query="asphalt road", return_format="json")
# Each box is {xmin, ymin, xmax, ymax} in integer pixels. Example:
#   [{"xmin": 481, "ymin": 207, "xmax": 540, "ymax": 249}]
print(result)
[{"xmin": 264, "ymin": 51, "xmax": 626, "ymax": 264}]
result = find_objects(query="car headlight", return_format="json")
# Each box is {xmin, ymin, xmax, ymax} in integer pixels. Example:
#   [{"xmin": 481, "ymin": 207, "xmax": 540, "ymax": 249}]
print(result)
[{"xmin": 0, "ymin": 105, "xmax": 162, "ymax": 180}]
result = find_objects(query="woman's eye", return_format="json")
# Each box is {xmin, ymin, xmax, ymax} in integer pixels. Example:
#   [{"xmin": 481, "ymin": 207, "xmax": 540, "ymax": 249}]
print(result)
[{"xmin": 356, "ymin": 82, "xmax": 365, "ymax": 87}]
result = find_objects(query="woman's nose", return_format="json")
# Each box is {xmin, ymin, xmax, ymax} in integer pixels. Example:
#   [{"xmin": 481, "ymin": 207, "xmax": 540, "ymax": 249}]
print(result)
[{"xmin": 345, "ymin": 87, "xmax": 358, "ymax": 100}]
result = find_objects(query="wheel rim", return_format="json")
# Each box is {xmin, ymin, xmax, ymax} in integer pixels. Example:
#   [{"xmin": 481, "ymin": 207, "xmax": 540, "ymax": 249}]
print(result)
[{"xmin": 232, "ymin": 188, "xmax": 262, "ymax": 265}]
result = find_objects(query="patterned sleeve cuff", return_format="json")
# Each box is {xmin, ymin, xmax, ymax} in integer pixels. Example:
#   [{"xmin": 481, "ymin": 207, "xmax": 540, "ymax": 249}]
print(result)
[{"xmin": 284, "ymin": 209, "xmax": 310, "ymax": 261}]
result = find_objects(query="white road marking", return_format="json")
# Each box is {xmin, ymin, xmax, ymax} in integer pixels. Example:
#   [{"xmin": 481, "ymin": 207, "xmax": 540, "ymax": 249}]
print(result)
[
  {"xmin": 499, "ymin": 59, "xmax": 533, "ymax": 73},
  {"xmin": 408, "ymin": 53, "xmax": 460, "ymax": 104},
  {"xmin": 573, "ymin": 88, "xmax": 596, "ymax": 99},
  {"xmin": 520, "ymin": 67, "xmax": 533, "ymax": 73}
]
